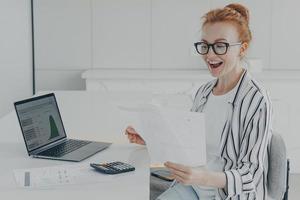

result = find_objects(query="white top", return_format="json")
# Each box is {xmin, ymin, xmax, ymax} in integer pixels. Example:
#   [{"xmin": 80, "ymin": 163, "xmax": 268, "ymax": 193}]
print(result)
[
  {"xmin": 191, "ymin": 70, "xmax": 273, "ymax": 199},
  {"xmin": 203, "ymin": 87, "xmax": 236, "ymax": 171},
  {"xmin": 193, "ymin": 84, "xmax": 238, "ymax": 199}
]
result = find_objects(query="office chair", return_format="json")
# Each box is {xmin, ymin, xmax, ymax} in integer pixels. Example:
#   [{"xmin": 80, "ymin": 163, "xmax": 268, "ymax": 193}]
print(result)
[{"xmin": 267, "ymin": 133, "xmax": 290, "ymax": 200}]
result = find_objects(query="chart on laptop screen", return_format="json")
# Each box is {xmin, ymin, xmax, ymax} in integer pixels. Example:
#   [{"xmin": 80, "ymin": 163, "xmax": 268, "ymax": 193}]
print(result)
[{"xmin": 15, "ymin": 96, "xmax": 66, "ymax": 151}]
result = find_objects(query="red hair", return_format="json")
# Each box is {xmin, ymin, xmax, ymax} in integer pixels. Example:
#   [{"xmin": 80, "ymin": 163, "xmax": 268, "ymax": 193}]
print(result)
[{"xmin": 202, "ymin": 3, "xmax": 252, "ymax": 45}]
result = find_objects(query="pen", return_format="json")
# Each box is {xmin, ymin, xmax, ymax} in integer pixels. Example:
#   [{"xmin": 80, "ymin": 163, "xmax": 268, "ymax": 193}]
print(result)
[{"xmin": 170, "ymin": 180, "xmax": 177, "ymax": 188}]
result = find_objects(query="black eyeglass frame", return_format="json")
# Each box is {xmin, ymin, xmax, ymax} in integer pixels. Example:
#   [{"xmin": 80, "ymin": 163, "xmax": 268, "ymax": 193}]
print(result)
[{"xmin": 194, "ymin": 41, "xmax": 242, "ymax": 55}]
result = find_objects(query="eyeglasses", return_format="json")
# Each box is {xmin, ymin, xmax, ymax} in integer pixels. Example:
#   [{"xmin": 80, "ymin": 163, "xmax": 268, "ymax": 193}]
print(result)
[{"xmin": 194, "ymin": 42, "xmax": 242, "ymax": 55}]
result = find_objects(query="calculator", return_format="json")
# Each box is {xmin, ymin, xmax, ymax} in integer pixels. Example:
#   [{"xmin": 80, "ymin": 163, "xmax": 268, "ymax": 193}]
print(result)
[{"xmin": 90, "ymin": 161, "xmax": 135, "ymax": 174}]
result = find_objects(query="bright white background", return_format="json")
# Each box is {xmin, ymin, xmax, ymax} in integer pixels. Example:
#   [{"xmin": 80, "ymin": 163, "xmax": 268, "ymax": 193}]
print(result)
[
  {"xmin": 1, "ymin": 0, "xmax": 300, "ymax": 172},
  {"xmin": 1, "ymin": 0, "xmax": 300, "ymax": 116},
  {"xmin": 32, "ymin": 0, "xmax": 300, "ymax": 90},
  {"xmin": 0, "ymin": 0, "xmax": 32, "ymax": 118}
]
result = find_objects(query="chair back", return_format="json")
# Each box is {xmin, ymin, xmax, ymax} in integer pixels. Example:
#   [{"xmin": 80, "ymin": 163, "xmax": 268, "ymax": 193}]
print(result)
[{"xmin": 267, "ymin": 133, "xmax": 287, "ymax": 200}]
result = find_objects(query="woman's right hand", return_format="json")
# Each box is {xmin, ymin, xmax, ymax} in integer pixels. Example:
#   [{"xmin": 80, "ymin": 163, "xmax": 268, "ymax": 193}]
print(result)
[{"xmin": 125, "ymin": 126, "xmax": 146, "ymax": 145}]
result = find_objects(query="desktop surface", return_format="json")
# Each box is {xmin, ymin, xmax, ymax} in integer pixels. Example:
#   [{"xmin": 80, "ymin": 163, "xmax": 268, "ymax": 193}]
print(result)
[
  {"xmin": 0, "ymin": 91, "xmax": 151, "ymax": 200},
  {"xmin": 0, "ymin": 142, "xmax": 150, "ymax": 200}
]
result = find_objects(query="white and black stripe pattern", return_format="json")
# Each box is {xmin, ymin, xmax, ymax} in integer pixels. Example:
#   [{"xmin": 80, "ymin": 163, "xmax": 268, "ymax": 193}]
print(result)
[{"xmin": 191, "ymin": 70, "xmax": 272, "ymax": 200}]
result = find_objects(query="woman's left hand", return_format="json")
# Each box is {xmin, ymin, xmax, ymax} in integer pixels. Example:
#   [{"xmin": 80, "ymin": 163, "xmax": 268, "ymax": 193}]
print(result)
[{"xmin": 164, "ymin": 161, "xmax": 207, "ymax": 185}]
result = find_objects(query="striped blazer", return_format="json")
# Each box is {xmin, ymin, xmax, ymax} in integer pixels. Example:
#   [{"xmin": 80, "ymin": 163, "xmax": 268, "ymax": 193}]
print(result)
[{"xmin": 191, "ymin": 69, "xmax": 273, "ymax": 200}]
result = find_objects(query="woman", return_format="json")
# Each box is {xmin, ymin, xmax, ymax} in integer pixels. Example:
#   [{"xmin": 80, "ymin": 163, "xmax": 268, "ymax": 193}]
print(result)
[{"xmin": 126, "ymin": 3, "xmax": 272, "ymax": 200}]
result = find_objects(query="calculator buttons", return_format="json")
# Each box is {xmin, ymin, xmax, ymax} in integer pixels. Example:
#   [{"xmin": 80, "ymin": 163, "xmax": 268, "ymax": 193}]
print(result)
[{"xmin": 90, "ymin": 162, "xmax": 135, "ymax": 174}]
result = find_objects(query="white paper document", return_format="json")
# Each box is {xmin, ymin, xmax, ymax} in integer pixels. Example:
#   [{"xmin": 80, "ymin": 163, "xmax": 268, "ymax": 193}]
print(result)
[
  {"xmin": 119, "ymin": 104, "xmax": 206, "ymax": 166},
  {"xmin": 13, "ymin": 164, "xmax": 133, "ymax": 188}
]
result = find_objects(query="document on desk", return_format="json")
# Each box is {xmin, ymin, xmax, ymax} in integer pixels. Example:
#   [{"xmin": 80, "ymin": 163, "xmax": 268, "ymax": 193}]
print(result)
[
  {"xmin": 13, "ymin": 164, "xmax": 134, "ymax": 188},
  {"xmin": 119, "ymin": 104, "xmax": 206, "ymax": 167}
]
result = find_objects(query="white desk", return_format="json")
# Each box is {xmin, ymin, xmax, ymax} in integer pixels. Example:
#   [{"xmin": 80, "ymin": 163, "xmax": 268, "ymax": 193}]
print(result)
[{"xmin": 0, "ymin": 91, "xmax": 151, "ymax": 199}]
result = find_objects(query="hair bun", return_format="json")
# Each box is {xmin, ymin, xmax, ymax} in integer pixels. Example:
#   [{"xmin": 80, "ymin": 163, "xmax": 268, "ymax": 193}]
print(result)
[{"xmin": 225, "ymin": 3, "xmax": 250, "ymax": 23}]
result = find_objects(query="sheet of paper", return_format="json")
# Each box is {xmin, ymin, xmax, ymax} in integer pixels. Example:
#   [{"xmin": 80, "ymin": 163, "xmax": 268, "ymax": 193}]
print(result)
[
  {"xmin": 13, "ymin": 163, "xmax": 136, "ymax": 188},
  {"xmin": 118, "ymin": 104, "xmax": 206, "ymax": 166}
]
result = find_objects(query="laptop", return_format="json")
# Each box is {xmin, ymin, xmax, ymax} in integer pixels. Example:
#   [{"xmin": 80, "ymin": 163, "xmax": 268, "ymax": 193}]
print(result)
[{"xmin": 14, "ymin": 93, "xmax": 111, "ymax": 162}]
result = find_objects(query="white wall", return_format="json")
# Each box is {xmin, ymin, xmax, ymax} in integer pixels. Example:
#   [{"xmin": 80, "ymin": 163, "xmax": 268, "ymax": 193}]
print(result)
[
  {"xmin": 33, "ymin": 0, "xmax": 300, "ymax": 91},
  {"xmin": 0, "ymin": 0, "xmax": 32, "ymax": 118}
]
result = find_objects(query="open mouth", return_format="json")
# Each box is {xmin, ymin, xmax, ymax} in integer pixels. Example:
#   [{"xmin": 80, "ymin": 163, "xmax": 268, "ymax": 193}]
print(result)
[{"xmin": 208, "ymin": 60, "xmax": 223, "ymax": 69}]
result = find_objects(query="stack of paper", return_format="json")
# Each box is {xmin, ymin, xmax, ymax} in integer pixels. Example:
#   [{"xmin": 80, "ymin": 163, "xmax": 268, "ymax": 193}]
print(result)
[{"xmin": 13, "ymin": 163, "xmax": 134, "ymax": 188}]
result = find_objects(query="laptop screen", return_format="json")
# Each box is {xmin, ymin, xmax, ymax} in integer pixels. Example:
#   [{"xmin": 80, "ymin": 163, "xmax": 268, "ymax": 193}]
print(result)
[{"xmin": 15, "ymin": 94, "xmax": 66, "ymax": 153}]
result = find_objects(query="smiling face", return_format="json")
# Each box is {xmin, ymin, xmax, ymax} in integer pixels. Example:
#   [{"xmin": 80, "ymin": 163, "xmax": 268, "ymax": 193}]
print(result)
[{"xmin": 201, "ymin": 22, "xmax": 245, "ymax": 78}]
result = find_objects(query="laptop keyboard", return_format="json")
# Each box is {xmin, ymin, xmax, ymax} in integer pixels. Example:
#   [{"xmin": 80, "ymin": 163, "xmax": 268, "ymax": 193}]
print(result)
[{"xmin": 37, "ymin": 139, "xmax": 91, "ymax": 157}]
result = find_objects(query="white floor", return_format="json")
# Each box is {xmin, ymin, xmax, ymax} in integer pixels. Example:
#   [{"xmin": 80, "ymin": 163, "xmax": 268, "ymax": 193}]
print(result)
[{"xmin": 289, "ymin": 174, "xmax": 300, "ymax": 199}]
